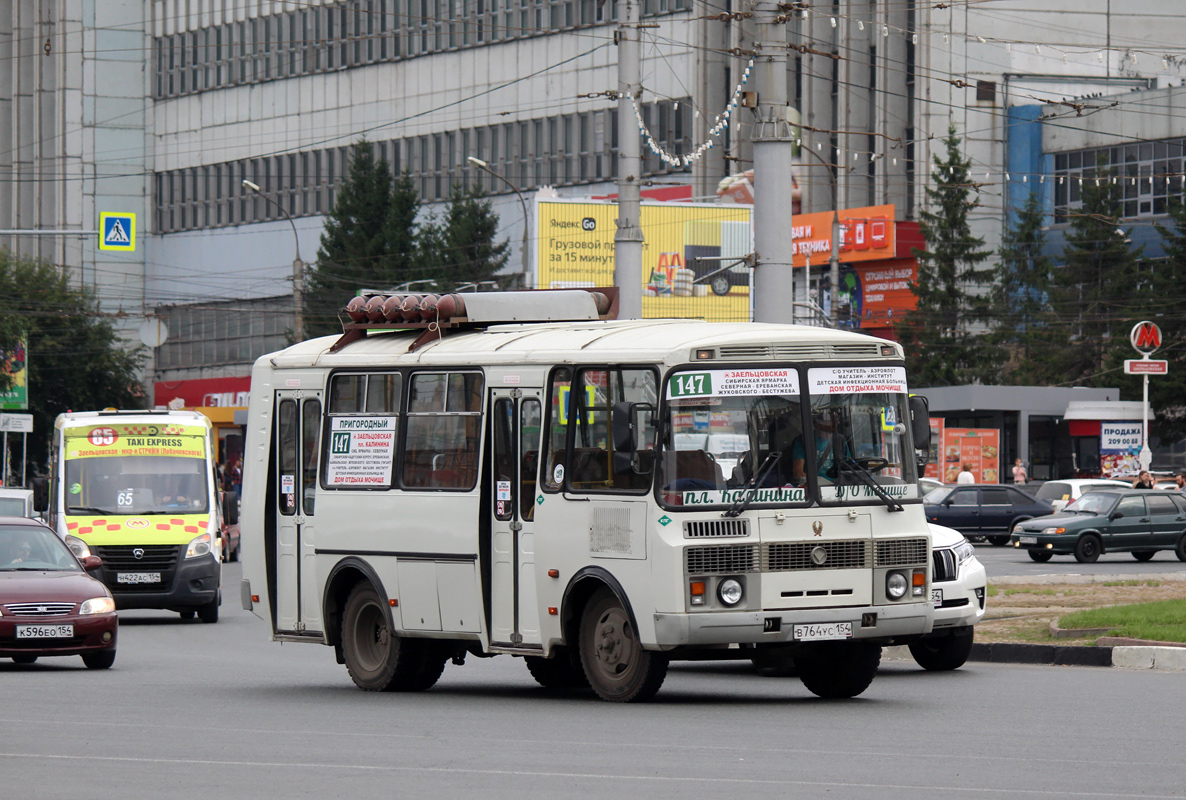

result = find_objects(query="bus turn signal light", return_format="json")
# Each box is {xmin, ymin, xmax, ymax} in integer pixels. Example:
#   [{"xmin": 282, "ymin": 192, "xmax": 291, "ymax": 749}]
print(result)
[
  {"xmin": 389, "ymin": 599, "xmax": 398, "ymax": 607},
  {"xmin": 690, "ymin": 581, "xmax": 706, "ymax": 606},
  {"xmin": 547, "ymin": 569, "xmax": 559, "ymax": 578}
]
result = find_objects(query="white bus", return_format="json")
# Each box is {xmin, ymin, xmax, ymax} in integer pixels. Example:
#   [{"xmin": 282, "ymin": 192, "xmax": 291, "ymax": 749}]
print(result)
[{"xmin": 240, "ymin": 289, "xmax": 935, "ymax": 702}]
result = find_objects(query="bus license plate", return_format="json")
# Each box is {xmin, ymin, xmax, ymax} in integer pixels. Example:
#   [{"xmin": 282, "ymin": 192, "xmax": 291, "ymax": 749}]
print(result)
[
  {"xmin": 932, "ymin": 588, "xmax": 943, "ymax": 608},
  {"xmin": 793, "ymin": 622, "xmax": 852, "ymax": 641},
  {"xmin": 117, "ymin": 572, "xmax": 161, "ymax": 584},
  {"xmin": 1019, "ymin": 536, "xmax": 1037, "ymax": 545},
  {"xmin": 17, "ymin": 624, "xmax": 73, "ymax": 639}
]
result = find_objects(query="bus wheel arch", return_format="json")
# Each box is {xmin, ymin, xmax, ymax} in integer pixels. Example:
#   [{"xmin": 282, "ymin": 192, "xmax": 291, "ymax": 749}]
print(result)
[
  {"xmin": 560, "ymin": 567, "xmax": 638, "ymax": 651},
  {"xmin": 324, "ymin": 558, "xmax": 392, "ymax": 651}
]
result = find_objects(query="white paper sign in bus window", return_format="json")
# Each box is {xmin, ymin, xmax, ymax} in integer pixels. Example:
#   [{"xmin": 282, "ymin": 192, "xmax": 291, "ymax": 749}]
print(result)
[
  {"xmin": 667, "ymin": 368, "xmax": 799, "ymax": 398},
  {"xmin": 325, "ymin": 416, "xmax": 397, "ymax": 487},
  {"xmin": 807, "ymin": 366, "xmax": 907, "ymax": 395}
]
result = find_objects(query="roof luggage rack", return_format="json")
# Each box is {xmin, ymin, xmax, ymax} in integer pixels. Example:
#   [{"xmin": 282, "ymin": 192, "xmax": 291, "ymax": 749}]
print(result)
[{"xmin": 329, "ymin": 286, "xmax": 619, "ymax": 353}]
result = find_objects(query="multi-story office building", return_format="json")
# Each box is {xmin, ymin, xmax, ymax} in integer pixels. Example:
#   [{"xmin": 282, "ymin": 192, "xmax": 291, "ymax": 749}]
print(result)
[{"xmin": 1, "ymin": 1, "xmax": 1182, "ymax": 406}]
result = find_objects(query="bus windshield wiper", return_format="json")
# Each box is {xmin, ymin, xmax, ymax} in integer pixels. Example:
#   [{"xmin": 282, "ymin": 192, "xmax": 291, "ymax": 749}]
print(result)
[
  {"xmin": 838, "ymin": 458, "xmax": 904, "ymax": 512},
  {"xmin": 723, "ymin": 452, "xmax": 780, "ymax": 518},
  {"xmin": 67, "ymin": 506, "xmax": 115, "ymax": 515}
]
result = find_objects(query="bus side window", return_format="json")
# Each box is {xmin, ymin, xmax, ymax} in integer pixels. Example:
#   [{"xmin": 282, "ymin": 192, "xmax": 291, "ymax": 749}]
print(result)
[
  {"xmin": 302, "ymin": 399, "xmax": 321, "ymax": 515},
  {"xmin": 519, "ymin": 398, "xmax": 541, "ymax": 520},
  {"xmin": 403, "ymin": 372, "xmax": 483, "ymax": 490},
  {"xmin": 542, "ymin": 368, "xmax": 572, "ymax": 492}
]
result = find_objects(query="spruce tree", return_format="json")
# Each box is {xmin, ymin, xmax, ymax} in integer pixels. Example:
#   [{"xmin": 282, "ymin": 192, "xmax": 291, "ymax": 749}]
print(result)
[
  {"xmin": 304, "ymin": 139, "xmax": 395, "ymax": 338},
  {"xmin": 898, "ymin": 124, "xmax": 996, "ymax": 386},
  {"xmin": 384, "ymin": 171, "xmax": 422, "ymax": 287},
  {"xmin": 1048, "ymin": 154, "xmax": 1143, "ymax": 386},
  {"xmin": 989, "ymin": 192, "xmax": 1057, "ymax": 385},
  {"xmin": 433, "ymin": 184, "xmax": 510, "ymax": 289}
]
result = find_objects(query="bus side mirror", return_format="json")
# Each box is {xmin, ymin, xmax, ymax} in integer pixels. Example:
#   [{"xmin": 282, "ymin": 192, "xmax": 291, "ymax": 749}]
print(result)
[
  {"xmin": 32, "ymin": 477, "xmax": 48, "ymax": 513},
  {"xmin": 909, "ymin": 395, "xmax": 931, "ymax": 459}
]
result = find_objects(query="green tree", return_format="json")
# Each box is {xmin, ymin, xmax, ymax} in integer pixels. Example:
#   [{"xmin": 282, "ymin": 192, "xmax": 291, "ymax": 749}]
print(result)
[
  {"xmin": 425, "ymin": 184, "xmax": 510, "ymax": 289},
  {"xmin": 1048, "ymin": 155, "xmax": 1144, "ymax": 387},
  {"xmin": 304, "ymin": 140, "xmax": 398, "ymax": 338},
  {"xmin": 989, "ymin": 192, "xmax": 1058, "ymax": 384},
  {"xmin": 0, "ymin": 252, "xmax": 145, "ymax": 470},
  {"xmin": 384, "ymin": 170, "xmax": 423, "ymax": 286},
  {"xmin": 898, "ymin": 124, "xmax": 997, "ymax": 386}
]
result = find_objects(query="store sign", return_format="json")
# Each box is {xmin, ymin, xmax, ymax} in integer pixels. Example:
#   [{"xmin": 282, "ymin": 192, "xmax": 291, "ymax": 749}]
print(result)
[
  {"xmin": 155, "ymin": 375, "xmax": 251, "ymax": 409},
  {"xmin": 941, "ymin": 428, "xmax": 1000, "ymax": 484},
  {"xmin": 790, "ymin": 205, "xmax": 896, "ymax": 268}
]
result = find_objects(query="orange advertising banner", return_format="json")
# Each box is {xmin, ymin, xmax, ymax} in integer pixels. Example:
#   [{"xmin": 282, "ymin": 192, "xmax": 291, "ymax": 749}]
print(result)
[
  {"xmin": 924, "ymin": 417, "xmax": 945, "ymax": 480},
  {"xmin": 941, "ymin": 428, "xmax": 1001, "ymax": 484},
  {"xmin": 791, "ymin": 204, "xmax": 896, "ymax": 268}
]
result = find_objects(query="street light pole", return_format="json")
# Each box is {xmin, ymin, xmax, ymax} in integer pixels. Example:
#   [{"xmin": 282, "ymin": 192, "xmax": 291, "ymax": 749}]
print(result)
[
  {"xmin": 243, "ymin": 179, "xmax": 305, "ymax": 341},
  {"xmin": 467, "ymin": 157, "xmax": 530, "ymax": 287}
]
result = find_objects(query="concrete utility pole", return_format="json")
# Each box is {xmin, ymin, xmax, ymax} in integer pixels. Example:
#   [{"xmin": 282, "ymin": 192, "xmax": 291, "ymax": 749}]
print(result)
[
  {"xmin": 750, "ymin": 0, "xmax": 795, "ymax": 324},
  {"xmin": 614, "ymin": 0, "xmax": 644, "ymax": 319}
]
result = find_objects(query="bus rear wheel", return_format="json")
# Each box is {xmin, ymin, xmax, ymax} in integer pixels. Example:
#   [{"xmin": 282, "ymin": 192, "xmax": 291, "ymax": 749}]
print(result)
[
  {"xmin": 578, "ymin": 589, "xmax": 667, "ymax": 702},
  {"xmin": 342, "ymin": 582, "xmax": 431, "ymax": 692},
  {"xmin": 796, "ymin": 641, "xmax": 881, "ymax": 699}
]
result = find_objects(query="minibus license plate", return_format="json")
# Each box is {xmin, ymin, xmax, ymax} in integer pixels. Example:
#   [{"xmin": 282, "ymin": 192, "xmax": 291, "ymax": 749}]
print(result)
[
  {"xmin": 17, "ymin": 624, "xmax": 73, "ymax": 639},
  {"xmin": 1019, "ymin": 536, "xmax": 1037, "ymax": 545},
  {"xmin": 793, "ymin": 622, "xmax": 852, "ymax": 641},
  {"xmin": 117, "ymin": 572, "xmax": 161, "ymax": 584},
  {"xmin": 932, "ymin": 588, "xmax": 943, "ymax": 608}
]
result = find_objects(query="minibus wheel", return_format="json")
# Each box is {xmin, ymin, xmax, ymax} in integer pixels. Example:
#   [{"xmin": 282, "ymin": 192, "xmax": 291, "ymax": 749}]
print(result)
[
  {"xmin": 796, "ymin": 641, "xmax": 881, "ymax": 699},
  {"xmin": 341, "ymin": 582, "xmax": 431, "ymax": 691},
  {"xmin": 578, "ymin": 589, "xmax": 667, "ymax": 702}
]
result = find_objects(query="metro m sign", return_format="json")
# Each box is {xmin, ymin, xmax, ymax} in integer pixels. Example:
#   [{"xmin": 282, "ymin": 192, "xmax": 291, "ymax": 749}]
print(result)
[{"xmin": 1130, "ymin": 321, "xmax": 1162, "ymax": 355}]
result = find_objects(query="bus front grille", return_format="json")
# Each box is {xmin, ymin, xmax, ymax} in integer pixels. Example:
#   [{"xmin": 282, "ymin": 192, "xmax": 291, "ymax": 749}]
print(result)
[
  {"xmin": 685, "ymin": 544, "xmax": 760, "ymax": 575},
  {"xmin": 874, "ymin": 538, "xmax": 929, "ymax": 567},
  {"xmin": 683, "ymin": 519, "xmax": 750, "ymax": 538},
  {"xmin": 763, "ymin": 540, "xmax": 870, "ymax": 571}
]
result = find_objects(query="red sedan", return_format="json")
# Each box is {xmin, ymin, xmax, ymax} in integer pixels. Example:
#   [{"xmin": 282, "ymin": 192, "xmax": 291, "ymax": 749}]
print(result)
[{"xmin": 0, "ymin": 517, "xmax": 118, "ymax": 669}]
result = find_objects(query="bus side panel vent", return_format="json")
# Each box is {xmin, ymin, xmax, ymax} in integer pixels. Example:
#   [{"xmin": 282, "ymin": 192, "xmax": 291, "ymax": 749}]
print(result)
[
  {"xmin": 589, "ymin": 505, "xmax": 643, "ymax": 558},
  {"xmin": 683, "ymin": 519, "xmax": 750, "ymax": 539}
]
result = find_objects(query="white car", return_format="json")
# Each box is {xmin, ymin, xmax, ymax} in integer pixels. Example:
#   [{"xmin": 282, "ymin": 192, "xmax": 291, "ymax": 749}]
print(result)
[
  {"xmin": 751, "ymin": 523, "xmax": 986, "ymax": 675},
  {"xmin": 1033, "ymin": 478, "xmax": 1131, "ymax": 513},
  {"xmin": 905, "ymin": 523, "xmax": 987, "ymax": 671},
  {"xmin": 0, "ymin": 487, "xmax": 35, "ymax": 518}
]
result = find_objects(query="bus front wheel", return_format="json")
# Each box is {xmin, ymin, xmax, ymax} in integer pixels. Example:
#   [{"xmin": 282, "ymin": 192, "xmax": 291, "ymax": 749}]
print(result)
[
  {"xmin": 342, "ymin": 583, "xmax": 433, "ymax": 692},
  {"xmin": 578, "ymin": 589, "xmax": 668, "ymax": 702},
  {"xmin": 796, "ymin": 641, "xmax": 881, "ymax": 699}
]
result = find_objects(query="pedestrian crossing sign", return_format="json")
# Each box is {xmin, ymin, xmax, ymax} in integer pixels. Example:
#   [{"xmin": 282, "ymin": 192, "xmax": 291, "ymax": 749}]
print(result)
[{"xmin": 99, "ymin": 212, "xmax": 136, "ymax": 251}]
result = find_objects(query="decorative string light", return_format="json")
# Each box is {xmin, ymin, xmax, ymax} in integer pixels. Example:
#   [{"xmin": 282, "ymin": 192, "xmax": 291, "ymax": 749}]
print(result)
[{"xmin": 630, "ymin": 58, "xmax": 755, "ymax": 167}]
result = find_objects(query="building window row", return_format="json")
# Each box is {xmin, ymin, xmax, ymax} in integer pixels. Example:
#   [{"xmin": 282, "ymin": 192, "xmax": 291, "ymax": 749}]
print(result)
[
  {"xmin": 154, "ymin": 0, "xmax": 690, "ymax": 99},
  {"xmin": 155, "ymin": 298, "xmax": 294, "ymax": 369},
  {"xmin": 1053, "ymin": 139, "xmax": 1186, "ymax": 222},
  {"xmin": 155, "ymin": 99, "xmax": 692, "ymax": 234}
]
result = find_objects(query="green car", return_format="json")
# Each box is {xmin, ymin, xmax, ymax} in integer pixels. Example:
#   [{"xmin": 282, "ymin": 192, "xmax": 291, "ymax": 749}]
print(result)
[{"xmin": 1009, "ymin": 490, "xmax": 1186, "ymax": 564}]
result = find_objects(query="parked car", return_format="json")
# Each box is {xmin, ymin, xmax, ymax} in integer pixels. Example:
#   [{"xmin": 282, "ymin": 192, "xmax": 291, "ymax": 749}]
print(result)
[
  {"xmin": 751, "ymin": 524, "xmax": 987, "ymax": 675},
  {"xmin": 1011, "ymin": 489, "xmax": 1186, "ymax": 564},
  {"xmin": 924, "ymin": 484, "xmax": 1054, "ymax": 546},
  {"xmin": 0, "ymin": 517, "xmax": 118, "ymax": 668},
  {"xmin": 0, "ymin": 488, "xmax": 35, "ymax": 518},
  {"xmin": 1033, "ymin": 478, "xmax": 1134, "ymax": 513}
]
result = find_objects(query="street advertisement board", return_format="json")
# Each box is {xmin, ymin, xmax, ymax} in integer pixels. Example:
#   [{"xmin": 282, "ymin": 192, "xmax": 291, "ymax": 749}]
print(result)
[
  {"xmin": 924, "ymin": 417, "xmax": 945, "ymax": 481},
  {"xmin": 941, "ymin": 428, "xmax": 1000, "ymax": 484},
  {"xmin": 536, "ymin": 199, "xmax": 751, "ymax": 322},
  {"xmin": 1100, "ymin": 421, "xmax": 1143, "ymax": 477},
  {"xmin": 837, "ymin": 258, "xmax": 919, "ymax": 329},
  {"xmin": 0, "ymin": 338, "xmax": 28, "ymax": 410},
  {"xmin": 789, "ymin": 205, "xmax": 897, "ymax": 268}
]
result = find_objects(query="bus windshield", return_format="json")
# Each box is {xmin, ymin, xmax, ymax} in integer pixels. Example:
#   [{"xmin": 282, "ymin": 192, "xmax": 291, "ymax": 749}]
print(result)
[
  {"xmin": 659, "ymin": 364, "xmax": 917, "ymax": 508},
  {"xmin": 64, "ymin": 454, "xmax": 210, "ymax": 515}
]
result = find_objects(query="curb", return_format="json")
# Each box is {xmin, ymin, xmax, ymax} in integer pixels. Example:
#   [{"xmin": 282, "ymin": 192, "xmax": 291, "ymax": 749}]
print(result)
[{"xmin": 968, "ymin": 642, "xmax": 1113, "ymax": 667}]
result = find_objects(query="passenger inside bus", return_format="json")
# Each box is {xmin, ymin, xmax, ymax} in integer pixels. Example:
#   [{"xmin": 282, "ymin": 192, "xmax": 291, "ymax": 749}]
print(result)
[{"xmin": 789, "ymin": 410, "xmax": 852, "ymax": 486}]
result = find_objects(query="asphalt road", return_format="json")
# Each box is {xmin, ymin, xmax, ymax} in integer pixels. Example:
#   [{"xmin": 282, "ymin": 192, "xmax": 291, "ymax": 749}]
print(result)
[
  {"xmin": 972, "ymin": 541, "xmax": 1186, "ymax": 579},
  {"xmin": 3, "ymin": 562, "xmax": 1186, "ymax": 799}
]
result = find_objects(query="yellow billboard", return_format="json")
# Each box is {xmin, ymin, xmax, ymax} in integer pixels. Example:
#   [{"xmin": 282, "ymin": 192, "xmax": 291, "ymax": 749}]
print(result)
[{"xmin": 536, "ymin": 200, "xmax": 752, "ymax": 322}]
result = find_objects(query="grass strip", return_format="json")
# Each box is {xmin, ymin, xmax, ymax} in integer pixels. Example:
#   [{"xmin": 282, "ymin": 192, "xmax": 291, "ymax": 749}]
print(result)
[{"xmin": 1059, "ymin": 598, "xmax": 1186, "ymax": 643}]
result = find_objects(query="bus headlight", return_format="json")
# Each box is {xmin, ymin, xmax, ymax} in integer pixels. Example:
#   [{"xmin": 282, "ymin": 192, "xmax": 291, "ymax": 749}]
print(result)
[
  {"xmin": 65, "ymin": 534, "xmax": 91, "ymax": 559},
  {"xmin": 886, "ymin": 571, "xmax": 908, "ymax": 600},
  {"xmin": 718, "ymin": 578, "xmax": 744, "ymax": 606},
  {"xmin": 185, "ymin": 533, "xmax": 212, "ymax": 559}
]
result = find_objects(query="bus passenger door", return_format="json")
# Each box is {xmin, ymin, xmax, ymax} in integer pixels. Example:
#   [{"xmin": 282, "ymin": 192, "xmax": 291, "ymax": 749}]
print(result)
[
  {"xmin": 488, "ymin": 388, "xmax": 543, "ymax": 647},
  {"xmin": 273, "ymin": 391, "xmax": 324, "ymax": 635}
]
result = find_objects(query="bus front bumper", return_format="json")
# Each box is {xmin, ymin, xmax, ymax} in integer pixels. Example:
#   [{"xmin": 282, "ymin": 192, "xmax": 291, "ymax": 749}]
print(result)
[{"xmin": 653, "ymin": 603, "xmax": 932, "ymax": 648}]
